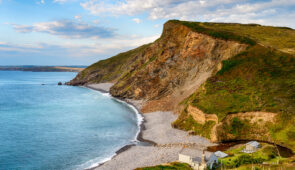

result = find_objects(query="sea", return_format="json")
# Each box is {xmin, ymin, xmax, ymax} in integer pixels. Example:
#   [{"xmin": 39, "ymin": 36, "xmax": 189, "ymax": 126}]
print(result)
[{"xmin": 0, "ymin": 71, "xmax": 142, "ymax": 170}]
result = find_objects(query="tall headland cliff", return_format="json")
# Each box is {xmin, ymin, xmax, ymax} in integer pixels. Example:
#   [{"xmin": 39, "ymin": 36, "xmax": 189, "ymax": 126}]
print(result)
[{"xmin": 67, "ymin": 20, "xmax": 295, "ymax": 151}]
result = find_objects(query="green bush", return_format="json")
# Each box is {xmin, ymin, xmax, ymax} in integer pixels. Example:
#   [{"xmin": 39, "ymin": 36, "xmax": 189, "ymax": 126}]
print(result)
[
  {"xmin": 231, "ymin": 117, "xmax": 245, "ymax": 136},
  {"xmin": 287, "ymin": 130, "xmax": 295, "ymax": 140},
  {"xmin": 224, "ymin": 154, "xmax": 265, "ymax": 168},
  {"xmin": 172, "ymin": 111, "xmax": 215, "ymax": 139},
  {"xmin": 136, "ymin": 162, "xmax": 193, "ymax": 170}
]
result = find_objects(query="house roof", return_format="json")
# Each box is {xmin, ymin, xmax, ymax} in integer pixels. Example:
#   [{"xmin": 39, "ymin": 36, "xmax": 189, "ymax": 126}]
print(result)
[
  {"xmin": 214, "ymin": 151, "xmax": 228, "ymax": 158},
  {"xmin": 246, "ymin": 141, "xmax": 260, "ymax": 147}
]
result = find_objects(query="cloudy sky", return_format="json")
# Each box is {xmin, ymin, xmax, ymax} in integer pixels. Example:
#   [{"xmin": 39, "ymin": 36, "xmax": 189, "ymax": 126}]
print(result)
[{"xmin": 1, "ymin": 0, "xmax": 295, "ymax": 65}]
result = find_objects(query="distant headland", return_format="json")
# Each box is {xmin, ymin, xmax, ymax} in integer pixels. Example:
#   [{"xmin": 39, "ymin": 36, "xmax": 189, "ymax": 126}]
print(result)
[{"xmin": 0, "ymin": 65, "xmax": 87, "ymax": 72}]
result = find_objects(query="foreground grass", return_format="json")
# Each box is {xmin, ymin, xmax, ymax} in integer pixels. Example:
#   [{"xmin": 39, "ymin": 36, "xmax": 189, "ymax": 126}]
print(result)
[
  {"xmin": 220, "ymin": 144, "xmax": 288, "ymax": 168},
  {"xmin": 135, "ymin": 162, "xmax": 193, "ymax": 170}
]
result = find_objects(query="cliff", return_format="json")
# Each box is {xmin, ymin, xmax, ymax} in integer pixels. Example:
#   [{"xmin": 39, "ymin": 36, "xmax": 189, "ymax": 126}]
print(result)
[
  {"xmin": 110, "ymin": 21, "xmax": 247, "ymax": 113},
  {"xmin": 68, "ymin": 20, "xmax": 295, "ymax": 151}
]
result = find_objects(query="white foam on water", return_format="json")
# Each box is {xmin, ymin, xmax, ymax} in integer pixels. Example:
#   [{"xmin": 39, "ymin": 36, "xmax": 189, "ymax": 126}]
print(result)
[
  {"xmin": 81, "ymin": 86, "xmax": 144, "ymax": 169},
  {"xmin": 75, "ymin": 153, "xmax": 117, "ymax": 170},
  {"xmin": 112, "ymin": 97, "xmax": 144, "ymax": 143}
]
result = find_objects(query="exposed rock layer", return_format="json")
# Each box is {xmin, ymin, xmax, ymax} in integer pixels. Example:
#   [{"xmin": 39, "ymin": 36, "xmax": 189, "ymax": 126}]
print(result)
[
  {"xmin": 68, "ymin": 20, "xmax": 295, "ymax": 150},
  {"xmin": 186, "ymin": 105, "xmax": 277, "ymax": 143},
  {"xmin": 110, "ymin": 22, "xmax": 247, "ymax": 112}
]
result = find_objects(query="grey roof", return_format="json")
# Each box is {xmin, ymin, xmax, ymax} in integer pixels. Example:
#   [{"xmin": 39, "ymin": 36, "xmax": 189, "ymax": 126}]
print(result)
[
  {"xmin": 214, "ymin": 151, "xmax": 228, "ymax": 158},
  {"xmin": 246, "ymin": 141, "xmax": 260, "ymax": 147}
]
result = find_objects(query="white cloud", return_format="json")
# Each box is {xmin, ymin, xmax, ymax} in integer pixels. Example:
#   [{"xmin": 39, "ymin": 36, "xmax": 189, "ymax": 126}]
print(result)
[
  {"xmin": 81, "ymin": 0, "xmax": 295, "ymax": 28},
  {"xmin": 74, "ymin": 15, "xmax": 82, "ymax": 20},
  {"xmin": 56, "ymin": 34, "xmax": 159, "ymax": 56},
  {"xmin": 74, "ymin": 34, "xmax": 160, "ymax": 56},
  {"xmin": 12, "ymin": 20, "xmax": 115, "ymax": 39},
  {"xmin": 53, "ymin": 0, "xmax": 69, "ymax": 3},
  {"xmin": 36, "ymin": 0, "xmax": 45, "ymax": 5},
  {"xmin": 93, "ymin": 19, "xmax": 99, "ymax": 24},
  {"xmin": 0, "ymin": 33, "xmax": 159, "ymax": 58},
  {"xmin": 0, "ymin": 42, "xmax": 43, "ymax": 53},
  {"xmin": 132, "ymin": 18, "xmax": 141, "ymax": 24}
]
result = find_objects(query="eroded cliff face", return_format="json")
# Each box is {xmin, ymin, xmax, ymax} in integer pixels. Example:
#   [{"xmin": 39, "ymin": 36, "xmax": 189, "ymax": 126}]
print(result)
[
  {"xmin": 68, "ymin": 20, "xmax": 295, "ymax": 151},
  {"xmin": 175, "ymin": 104, "xmax": 278, "ymax": 144},
  {"xmin": 216, "ymin": 111, "xmax": 277, "ymax": 142},
  {"xmin": 110, "ymin": 22, "xmax": 247, "ymax": 112}
]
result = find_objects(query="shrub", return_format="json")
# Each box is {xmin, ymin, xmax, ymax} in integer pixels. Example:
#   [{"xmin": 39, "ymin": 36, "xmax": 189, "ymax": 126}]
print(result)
[
  {"xmin": 231, "ymin": 117, "xmax": 244, "ymax": 136},
  {"xmin": 287, "ymin": 130, "xmax": 295, "ymax": 140}
]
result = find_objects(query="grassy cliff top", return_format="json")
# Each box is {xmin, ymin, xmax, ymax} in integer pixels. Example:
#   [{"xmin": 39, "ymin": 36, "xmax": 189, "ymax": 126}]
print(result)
[
  {"xmin": 70, "ymin": 20, "xmax": 295, "ymax": 85},
  {"xmin": 170, "ymin": 20, "xmax": 295, "ymax": 55}
]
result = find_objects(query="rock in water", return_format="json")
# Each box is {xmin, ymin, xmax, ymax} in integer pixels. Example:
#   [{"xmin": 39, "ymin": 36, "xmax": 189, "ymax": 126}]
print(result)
[{"xmin": 58, "ymin": 82, "xmax": 62, "ymax": 85}]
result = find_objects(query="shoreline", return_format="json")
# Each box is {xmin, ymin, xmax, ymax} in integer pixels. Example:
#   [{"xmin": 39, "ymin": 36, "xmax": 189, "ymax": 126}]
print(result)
[
  {"xmin": 82, "ymin": 83, "xmax": 155, "ymax": 170},
  {"xmin": 82, "ymin": 83, "xmax": 157, "ymax": 145},
  {"xmin": 82, "ymin": 83, "xmax": 214, "ymax": 170},
  {"xmin": 85, "ymin": 83, "xmax": 154, "ymax": 145}
]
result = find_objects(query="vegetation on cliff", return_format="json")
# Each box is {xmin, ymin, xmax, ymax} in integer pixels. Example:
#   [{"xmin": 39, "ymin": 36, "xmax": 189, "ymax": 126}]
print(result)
[
  {"xmin": 170, "ymin": 20, "xmax": 295, "ymax": 55},
  {"xmin": 69, "ymin": 20, "xmax": 295, "ymax": 151},
  {"xmin": 169, "ymin": 20, "xmax": 256, "ymax": 46},
  {"xmin": 187, "ymin": 45, "xmax": 295, "ymax": 120},
  {"xmin": 174, "ymin": 40, "xmax": 295, "ymax": 150},
  {"xmin": 67, "ymin": 44, "xmax": 151, "ymax": 85},
  {"xmin": 172, "ymin": 110, "xmax": 216, "ymax": 139}
]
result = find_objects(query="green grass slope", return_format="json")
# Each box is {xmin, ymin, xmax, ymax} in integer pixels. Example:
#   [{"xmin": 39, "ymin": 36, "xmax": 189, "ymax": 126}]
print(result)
[
  {"xmin": 191, "ymin": 45, "xmax": 295, "ymax": 120},
  {"xmin": 67, "ymin": 43, "xmax": 151, "ymax": 85},
  {"xmin": 170, "ymin": 20, "xmax": 295, "ymax": 55},
  {"xmin": 175, "ymin": 44, "xmax": 295, "ymax": 150}
]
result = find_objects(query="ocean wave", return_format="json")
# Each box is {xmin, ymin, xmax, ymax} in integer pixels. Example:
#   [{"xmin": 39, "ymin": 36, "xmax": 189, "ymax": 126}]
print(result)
[
  {"xmin": 76, "ymin": 153, "xmax": 117, "ymax": 170},
  {"xmin": 82, "ymin": 87, "xmax": 144, "ymax": 169},
  {"xmin": 112, "ymin": 97, "xmax": 144, "ymax": 143},
  {"xmin": 86, "ymin": 87, "xmax": 143, "ymax": 142}
]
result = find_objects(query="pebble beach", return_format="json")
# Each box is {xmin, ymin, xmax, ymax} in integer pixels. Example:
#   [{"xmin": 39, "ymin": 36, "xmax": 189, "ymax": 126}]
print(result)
[{"xmin": 86, "ymin": 84, "xmax": 215, "ymax": 170}]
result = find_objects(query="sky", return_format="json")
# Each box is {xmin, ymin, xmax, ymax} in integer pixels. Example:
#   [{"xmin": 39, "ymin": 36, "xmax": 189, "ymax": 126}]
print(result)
[{"xmin": 0, "ymin": 0, "xmax": 295, "ymax": 65}]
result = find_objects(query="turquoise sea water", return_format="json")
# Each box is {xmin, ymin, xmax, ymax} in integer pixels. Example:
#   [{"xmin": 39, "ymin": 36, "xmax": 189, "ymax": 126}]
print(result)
[{"xmin": 0, "ymin": 71, "xmax": 140, "ymax": 170}]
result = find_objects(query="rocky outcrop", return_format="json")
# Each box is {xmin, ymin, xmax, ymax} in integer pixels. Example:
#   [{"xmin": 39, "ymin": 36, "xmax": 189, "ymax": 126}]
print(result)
[
  {"xmin": 187, "ymin": 105, "xmax": 218, "ymax": 125},
  {"xmin": 110, "ymin": 22, "xmax": 247, "ymax": 112},
  {"xmin": 185, "ymin": 104, "xmax": 277, "ymax": 143}
]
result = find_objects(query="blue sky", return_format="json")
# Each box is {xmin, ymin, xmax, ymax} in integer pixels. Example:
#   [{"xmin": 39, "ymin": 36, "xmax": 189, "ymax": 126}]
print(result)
[{"xmin": 0, "ymin": 0, "xmax": 295, "ymax": 65}]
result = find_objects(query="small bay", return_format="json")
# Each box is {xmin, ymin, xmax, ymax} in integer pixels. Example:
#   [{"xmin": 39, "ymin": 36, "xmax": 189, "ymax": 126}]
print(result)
[{"xmin": 0, "ymin": 71, "xmax": 139, "ymax": 170}]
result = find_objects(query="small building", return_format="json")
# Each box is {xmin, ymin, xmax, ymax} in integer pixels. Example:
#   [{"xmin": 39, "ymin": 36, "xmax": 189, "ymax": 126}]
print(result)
[
  {"xmin": 214, "ymin": 151, "xmax": 228, "ymax": 158},
  {"xmin": 206, "ymin": 153, "xmax": 219, "ymax": 169},
  {"xmin": 242, "ymin": 141, "xmax": 261, "ymax": 153},
  {"xmin": 178, "ymin": 151, "xmax": 219, "ymax": 170}
]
